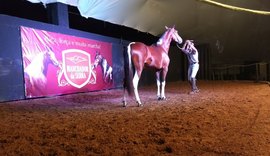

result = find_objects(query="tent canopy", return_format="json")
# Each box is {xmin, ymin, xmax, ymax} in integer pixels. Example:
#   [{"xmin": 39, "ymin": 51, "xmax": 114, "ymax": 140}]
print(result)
[{"xmin": 26, "ymin": 0, "xmax": 270, "ymax": 63}]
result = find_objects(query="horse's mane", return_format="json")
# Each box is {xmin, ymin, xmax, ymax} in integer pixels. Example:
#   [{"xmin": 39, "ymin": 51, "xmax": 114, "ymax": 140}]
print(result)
[{"xmin": 156, "ymin": 30, "xmax": 169, "ymax": 46}]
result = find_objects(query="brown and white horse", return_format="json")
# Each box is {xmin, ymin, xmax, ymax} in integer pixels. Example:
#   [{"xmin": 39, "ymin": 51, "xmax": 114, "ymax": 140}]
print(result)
[
  {"xmin": 93, "ymin": 51, "xmax": 113, "ymax": 83},
  {"xmin": 124, "ymin": 26, "xmax": 183, "ymax": 106}
]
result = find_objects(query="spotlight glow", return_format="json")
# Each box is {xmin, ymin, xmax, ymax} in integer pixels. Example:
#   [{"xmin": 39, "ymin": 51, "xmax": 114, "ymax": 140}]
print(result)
[{"xmin": 199, "ymin": 0, "xmax": 270, "ymax": 15}]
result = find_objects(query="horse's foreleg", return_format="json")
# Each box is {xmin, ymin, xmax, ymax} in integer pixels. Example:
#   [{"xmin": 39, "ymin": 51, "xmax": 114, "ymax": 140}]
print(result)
[
  {"xmin": 160, "ymin": 81, "xmax": 166, "ymax": 100},
  {"xmin": 160, "ymin": 69, "xmax": 168, "ymax": 100},
  {"xmin": 133, "ymin": 71, "xmax": 142, "ymax": 106},
  {"xmin": 156, "ymin": 71, "xmax": 161, "ymax": 99},
  {"xmin": 156, "ymin": 80, "xmax": 161, "ymax": 98}
]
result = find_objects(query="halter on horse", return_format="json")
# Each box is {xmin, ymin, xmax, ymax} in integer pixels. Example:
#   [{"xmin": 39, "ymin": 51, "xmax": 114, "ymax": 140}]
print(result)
[
  {"xmin": 24, "ymin": 47, "xmax": 60, "ymax": 97},
  {"xmin": 124, "ymin": 26, "xmax": 183, "ymax": 107},
  {"xmin": 93, "ymin": 51, "xmax": 113, "ymax": 83}
]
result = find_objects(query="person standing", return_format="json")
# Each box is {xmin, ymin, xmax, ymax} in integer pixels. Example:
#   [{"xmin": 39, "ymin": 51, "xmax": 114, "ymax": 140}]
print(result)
[{"xmin": 179, "ymin": 40, "xmax": 200, "ymax": 94}]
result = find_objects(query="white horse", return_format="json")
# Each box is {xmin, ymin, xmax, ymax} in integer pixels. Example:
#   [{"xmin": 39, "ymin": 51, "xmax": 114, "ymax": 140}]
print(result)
[{"xmin": 24, "ymin": 48, "xmax": 60, "ymax": 97}]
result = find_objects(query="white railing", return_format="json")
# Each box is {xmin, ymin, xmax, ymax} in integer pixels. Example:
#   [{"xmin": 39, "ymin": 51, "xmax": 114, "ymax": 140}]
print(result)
[{"xmin": 211, "ymin": 62, "xmax": 269, "ymax": 81}]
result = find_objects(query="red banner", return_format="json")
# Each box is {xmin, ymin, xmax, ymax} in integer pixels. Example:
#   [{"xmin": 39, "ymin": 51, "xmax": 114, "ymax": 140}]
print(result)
[{"xmin": 21, "ymin": 26, "xmax": 113, "ymax": 98}]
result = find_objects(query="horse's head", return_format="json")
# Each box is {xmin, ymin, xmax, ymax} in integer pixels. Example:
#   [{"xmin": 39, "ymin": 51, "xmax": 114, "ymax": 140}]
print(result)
[
  {"xmin": 165, "ymin": 26, "xmax": 183, "ymax": 45},
  {"xmin": 45, "ymin": 47, "xmax": 59, "ymax": 67},
  {"xmin": 93, "ymin": 51, "xmax": 103, "ymax": 68}
]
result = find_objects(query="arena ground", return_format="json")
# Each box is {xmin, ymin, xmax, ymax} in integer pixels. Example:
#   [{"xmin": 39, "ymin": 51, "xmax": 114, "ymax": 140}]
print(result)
[{"xmin": 0, "ymin": 81, "xmax": 270, "ymax": 155}]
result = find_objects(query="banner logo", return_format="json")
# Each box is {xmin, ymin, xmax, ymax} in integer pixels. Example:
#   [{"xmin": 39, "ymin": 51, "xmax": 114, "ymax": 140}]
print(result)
[{"xmin": 62, "ymin": 49, "xmax": 92, "ymax": 88}]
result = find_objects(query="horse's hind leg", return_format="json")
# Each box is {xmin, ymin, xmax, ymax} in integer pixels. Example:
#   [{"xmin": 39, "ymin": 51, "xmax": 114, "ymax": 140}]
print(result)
[
  {"xmin": 107, "ymin": 67, "xmax": 113, "ymax": 82},
  {"xmin": 122, "ymin": 87, "xmax": 127, "ymax": 107},
  {"xmin": 133, "ymin": 71, "xmax": 142, "ymax": 106}
]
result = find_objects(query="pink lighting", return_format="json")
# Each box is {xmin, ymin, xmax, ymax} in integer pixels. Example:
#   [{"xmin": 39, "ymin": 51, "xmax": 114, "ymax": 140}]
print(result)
[{"xmin": 21, "ymin": 26, "xmax": 113, "ymax": 98}]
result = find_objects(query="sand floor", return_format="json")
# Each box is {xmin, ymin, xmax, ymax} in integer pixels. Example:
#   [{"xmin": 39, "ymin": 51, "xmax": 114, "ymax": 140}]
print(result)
[{"xmin": 1, "ymin": 81, "xmax": 270, "ymax": 155}]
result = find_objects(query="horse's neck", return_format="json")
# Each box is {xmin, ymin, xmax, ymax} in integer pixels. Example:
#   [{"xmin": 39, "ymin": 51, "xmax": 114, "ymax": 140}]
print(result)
[
  {"xmin": 100, "ymin": 59, "xmax": 107, "ymax": 69},
  {"xmin": 95, "ymin": 57, "xmax": 101, "ymax": 66},
  {"xmin": 43, "ymin": 61, "xmax": 49, "ymax": 75},
  {"xmin": 156, "ymin": 32, "xmax": 172, "ymax": 53},
  {"xmin": 25, "ymin": 54, "xmax": 48, "ymax": 78},
  {"xmin": 35, "ymin": 54, "xmax": 48, "ymax": 75}
]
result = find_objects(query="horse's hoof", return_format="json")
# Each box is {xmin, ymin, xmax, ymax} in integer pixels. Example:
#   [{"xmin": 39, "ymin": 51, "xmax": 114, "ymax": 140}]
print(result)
[
  {"xmin": 122, "ymin": 101, "xmax": 127, "ymax": 107},
  {"xmin": 137, "ymin": 101, "xmax": 143, "ymax": 107},
  {"xmin": 158, "ymin": 97, "xmax": 167, "ymax": 101}
]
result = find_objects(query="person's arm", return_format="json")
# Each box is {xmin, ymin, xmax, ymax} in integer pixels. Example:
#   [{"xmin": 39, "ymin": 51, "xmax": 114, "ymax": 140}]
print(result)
[
  {"xmin": 180, "ymin": 47, "xmax": 191, "ymax": 54},
  {"xmin": 182, "ymin": 42, "xmax": 192, "ymax": 54},
  {"xmin": 182, "ymin": 41, "xmax": 188, "ymax": 50},
  {"xmin": 190, "ymin": 45, "xmax": 198, "ymax": 54}
]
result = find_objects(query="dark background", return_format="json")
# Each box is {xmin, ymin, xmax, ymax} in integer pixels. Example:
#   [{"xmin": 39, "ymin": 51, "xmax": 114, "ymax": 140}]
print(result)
[{"xmin": 0, "ymin": 0, "xmax": 158, "ymax": 44}]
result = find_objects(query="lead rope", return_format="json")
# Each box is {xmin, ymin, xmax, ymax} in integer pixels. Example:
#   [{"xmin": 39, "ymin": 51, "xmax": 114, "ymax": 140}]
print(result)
[{"xmin": 176, "ymin": 43, "xmax": 183, "ymax": 50}]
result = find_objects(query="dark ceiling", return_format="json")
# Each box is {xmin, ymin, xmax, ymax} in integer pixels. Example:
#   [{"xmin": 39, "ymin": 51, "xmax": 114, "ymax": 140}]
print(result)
[{"xmin": 0, "ymin": 0, "xmax": 158, "ymax": 44}]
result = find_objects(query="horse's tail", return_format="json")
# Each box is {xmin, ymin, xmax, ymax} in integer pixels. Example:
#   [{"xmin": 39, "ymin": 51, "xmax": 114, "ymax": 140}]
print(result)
[{"xmin": 124, "ymin": 42, "xmax": 135, "ymax": 96}]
